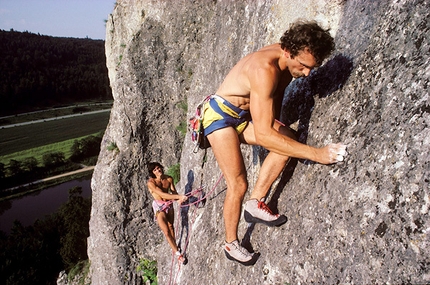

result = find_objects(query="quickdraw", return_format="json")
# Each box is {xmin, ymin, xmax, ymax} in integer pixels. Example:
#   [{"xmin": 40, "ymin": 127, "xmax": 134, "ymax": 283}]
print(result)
[{"xmin": 189, "ymin": 95, "xmax": 211, "ymax": 153}]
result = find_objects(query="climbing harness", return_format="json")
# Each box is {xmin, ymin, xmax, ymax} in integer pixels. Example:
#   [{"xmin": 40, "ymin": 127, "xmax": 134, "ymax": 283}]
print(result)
[{"xmin": 154, "ymin": 200, "xmax": 172, "ymax": 213}]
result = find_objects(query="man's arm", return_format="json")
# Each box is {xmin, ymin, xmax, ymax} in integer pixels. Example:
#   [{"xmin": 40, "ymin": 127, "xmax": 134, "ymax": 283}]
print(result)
[{"xmin": 249, "ymin": 66, "xmax": 346, "ymax": 164}]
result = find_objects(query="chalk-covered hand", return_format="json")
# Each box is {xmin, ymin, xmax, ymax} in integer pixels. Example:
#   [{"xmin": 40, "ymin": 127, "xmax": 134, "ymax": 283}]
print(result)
[{"xmin": 317, "ymin": 143, "xmax": 348, "ymax": 164}]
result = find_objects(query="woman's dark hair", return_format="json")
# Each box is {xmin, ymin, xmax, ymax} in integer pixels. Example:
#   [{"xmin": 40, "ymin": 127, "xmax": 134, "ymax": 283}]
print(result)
[
  {"xmin": 280, "ymin": 20, "xmax": 335, "ymax": 66},
  {"xmin": 148, "ymin": 162, "xmax": 164, "ymax": 178}
]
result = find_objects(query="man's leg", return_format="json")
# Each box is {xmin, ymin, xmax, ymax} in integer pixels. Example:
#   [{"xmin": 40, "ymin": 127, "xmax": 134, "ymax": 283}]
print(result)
[
  {"xmin": 207, "ymin": 127, "xmax": 257, "ymax": 265},
  {"xmin": 250, "ymin": 151, "xmax": 290, "ymax": 200},
  {"xmin": 207, "ymin": 127, "xmax": 247, "ymax": 243},
  {"xmin": 241, "ymin": 123, "xmax": 295, "ymax": 225}
]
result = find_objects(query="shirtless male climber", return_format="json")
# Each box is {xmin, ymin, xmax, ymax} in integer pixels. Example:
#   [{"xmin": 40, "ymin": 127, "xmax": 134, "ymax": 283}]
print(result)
[
  {"xmin": 147, "ymin": 162, "xmax": 188, "ymax": 263},
  {"xmin": 201, "ymin": 20, "xmax": 347, "ymax": 265}
]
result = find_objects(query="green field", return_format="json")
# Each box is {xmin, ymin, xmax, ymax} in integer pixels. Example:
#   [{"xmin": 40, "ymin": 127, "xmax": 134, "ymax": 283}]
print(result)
[
  {"xmin": 0, "ymin": 111, "xmax": 110, "ymax": 160},
  {"xmin": 0, "ymin": 134, "xmax": 102, "ymax": 166}
]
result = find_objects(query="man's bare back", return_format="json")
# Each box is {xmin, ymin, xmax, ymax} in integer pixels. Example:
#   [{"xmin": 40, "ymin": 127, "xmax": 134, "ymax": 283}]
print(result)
[{"xmin": 216, "ymin": 43, "xmax": 293, "ymax": 110}]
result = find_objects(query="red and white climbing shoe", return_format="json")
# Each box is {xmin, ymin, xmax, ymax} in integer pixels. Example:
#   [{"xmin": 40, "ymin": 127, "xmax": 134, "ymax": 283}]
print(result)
[
  {"xmin": 224, "ymin": 240, "xmax": 258, "ymax": 266},
  {"xmin": 175, "ymin": 251, "xmax": 186, "ymax": 264},
  {"xmin": 244, "ymin": 199, "xmax": 287, "ymax": 226}
]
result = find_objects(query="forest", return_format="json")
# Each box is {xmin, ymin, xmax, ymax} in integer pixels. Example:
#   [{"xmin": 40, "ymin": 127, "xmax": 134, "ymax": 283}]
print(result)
[
  {"xmin": 0, "ymin": 186, "xmax": 91, "ymax": 285},
  {"xmin": 0, "ymin": 29, "xmax": 112, "ymax": 116}
]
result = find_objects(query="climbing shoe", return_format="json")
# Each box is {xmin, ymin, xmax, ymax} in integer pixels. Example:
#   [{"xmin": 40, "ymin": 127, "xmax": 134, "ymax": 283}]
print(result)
[
  {"xmin": 224, "ymin": 240, "xmax": 258, "ymax": 266},
  {"xmin": 244, "ymin": 199, "xmax": 287, "ymax": 226},
  {"xmin": 175, "ymin": 251, "xmax": 187, "ymax": 264}
]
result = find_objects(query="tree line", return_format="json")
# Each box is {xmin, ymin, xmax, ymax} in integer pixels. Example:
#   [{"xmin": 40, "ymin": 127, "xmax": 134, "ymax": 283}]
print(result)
[
  {"xmin": 0, "ymin": 133, "xmax": 103, "ymax": 194},
  {"xmin": 0, "ymin": 30, "xmax": 112, "ymax": 116}
]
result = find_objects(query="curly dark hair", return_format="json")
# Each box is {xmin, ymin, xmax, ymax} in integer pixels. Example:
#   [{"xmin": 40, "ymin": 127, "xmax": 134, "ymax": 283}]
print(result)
[
  {"xmin": 147, "ymin": 162, "xmax": 164, "ymax": 178},
  {"xmin": 280, "ymin": 20, "xmax": 335, "ymax": 66}
]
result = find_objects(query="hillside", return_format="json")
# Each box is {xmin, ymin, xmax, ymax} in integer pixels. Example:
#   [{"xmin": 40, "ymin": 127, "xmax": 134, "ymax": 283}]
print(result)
[
  {"xmin": 88, "ymin": 0, "xmax": 429, "ymax": 284},
  {"xmin": 0, "ymin": 30, "xmax": 112, "ymax": 116}
]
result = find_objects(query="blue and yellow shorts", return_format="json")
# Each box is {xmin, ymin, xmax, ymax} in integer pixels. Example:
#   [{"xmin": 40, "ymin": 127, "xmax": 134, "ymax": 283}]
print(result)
[{"xmin": 202, "ymin": 94, "xmax": 251, "ymax": 136}]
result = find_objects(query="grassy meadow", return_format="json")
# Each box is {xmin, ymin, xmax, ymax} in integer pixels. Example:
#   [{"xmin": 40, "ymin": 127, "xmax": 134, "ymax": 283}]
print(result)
[{"xmin": 0, "ymin": 134, "xmax": 99, "ymax": 166}]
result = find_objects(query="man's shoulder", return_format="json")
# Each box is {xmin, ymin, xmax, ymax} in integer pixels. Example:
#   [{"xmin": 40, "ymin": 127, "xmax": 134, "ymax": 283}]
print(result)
[
  {"xmin": 249, "ymin": 45, "xmax": 282, "ymax": 69},
  {"xmin": 257, "ymin": 43, "xmax": 281, "ymax": 52}
]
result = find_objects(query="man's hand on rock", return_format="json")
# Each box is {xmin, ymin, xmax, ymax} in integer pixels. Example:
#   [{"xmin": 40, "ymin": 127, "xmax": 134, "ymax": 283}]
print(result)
[{"xmin": 317, "ymin": 143, "xmax": 348, "ymax": 164}]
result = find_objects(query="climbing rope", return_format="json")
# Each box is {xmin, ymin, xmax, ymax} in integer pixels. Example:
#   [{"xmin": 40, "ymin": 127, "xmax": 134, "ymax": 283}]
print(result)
[{"xmin": 167, "ymin": 172, "xmax": 224, "ymax": 285}]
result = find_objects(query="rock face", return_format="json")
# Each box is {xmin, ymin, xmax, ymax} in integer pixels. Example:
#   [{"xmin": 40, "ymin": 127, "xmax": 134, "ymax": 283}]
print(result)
[{"xmin": 88, "ymin": 0, "xmax": 429, "ymax": 284}]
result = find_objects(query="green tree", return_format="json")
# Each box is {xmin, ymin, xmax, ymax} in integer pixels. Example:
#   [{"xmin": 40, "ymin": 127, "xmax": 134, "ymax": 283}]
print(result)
[
  {"xmin": 137, "ymin": 258, "xmax": 158, "ymax": 285},
  {"xmin": 70, "ymin": 134, "xmax": 103, "ymax": 163},
  {"xmin": 22, "ymin": 157, "xmax": 38, "ymax": 172},
  {"xmin": 42, "ymin": 152, "xmax": 65, "ymax": 168},
  {"xmin": 58, "ymin": 187, "xmax": 91, "ymax": 271},
  {"xmin": 0, "ymin": 219, "xmax": 63, "ymax": 285},
  {"xmin": 80, "ymin": 135, "xmax": 102, "ymax": 158},
  {"xmin": 0, "ymin": 185, "xmax": 92, "ymax": 283},
  {"xmin": 70, "ymin": 139, "xmax": 83, "ymax": 162},
  {"xmin": 0, "ymin": 30, "xmax": 112, "ymax": 116},
  {"xmin": 166, "ymin": 163, "xmax": 181, "ymax": 185},
  {"xmin": 7, "ymin": 159, "xmax": 22, "ymax": 176}
]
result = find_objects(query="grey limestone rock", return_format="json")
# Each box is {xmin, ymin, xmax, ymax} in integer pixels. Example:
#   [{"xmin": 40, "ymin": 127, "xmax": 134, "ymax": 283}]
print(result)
[{"xmin": 87, "ymin": 0, "xmax": 429, "ymax": 284}]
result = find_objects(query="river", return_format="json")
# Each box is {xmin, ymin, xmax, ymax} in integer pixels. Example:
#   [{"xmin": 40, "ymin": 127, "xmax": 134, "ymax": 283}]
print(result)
[{"xmin": 0, "ymin": 178, "xmax": 91, "ymax": 234}]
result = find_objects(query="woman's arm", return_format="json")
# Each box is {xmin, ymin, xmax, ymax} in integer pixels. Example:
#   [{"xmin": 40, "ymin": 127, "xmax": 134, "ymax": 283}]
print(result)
[{"xmin": 147, "ymin": 178, "xmax": 187, "ymax": 203}]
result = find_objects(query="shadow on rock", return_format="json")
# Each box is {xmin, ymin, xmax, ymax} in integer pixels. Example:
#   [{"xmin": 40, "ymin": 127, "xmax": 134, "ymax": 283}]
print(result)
[
  {"xmin": 280, "ymin": 54, "xmax": 354, "ymax": 144},
  {"xmin": 178, "ymin": 169, "xmax": 194, "ymax": 254},
  {"xmin": 241, "ymin": 223, "xmax": 256, "ymax": 253},
  {"xmin": 178, "ymin": 169, "xmax": 207, "ymax": 257}
]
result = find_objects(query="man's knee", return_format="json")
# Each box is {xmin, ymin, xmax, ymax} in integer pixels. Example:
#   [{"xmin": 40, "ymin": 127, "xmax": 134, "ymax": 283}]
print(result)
[
  {"xmin": 267, "ymin": 147, "xmax": 291, "ymax": 165},
  {"xmin": 279, "ymin": 151, "xmax": 291, "ymax": 164},
  {"xmin": 228, "ymin": 178, "xmax": 248, "ymax": 198}
]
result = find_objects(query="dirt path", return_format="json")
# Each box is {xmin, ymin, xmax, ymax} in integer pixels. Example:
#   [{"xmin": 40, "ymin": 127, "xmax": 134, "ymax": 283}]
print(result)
[{"xmin": 4, "ymin": 166, "xmax": 95, "ymax": 192}]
